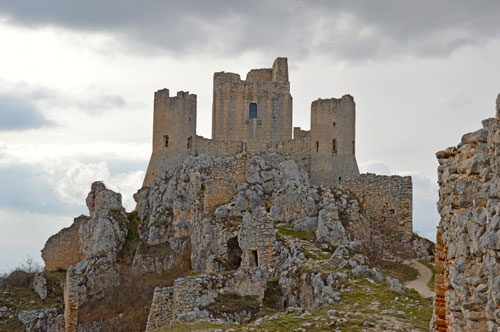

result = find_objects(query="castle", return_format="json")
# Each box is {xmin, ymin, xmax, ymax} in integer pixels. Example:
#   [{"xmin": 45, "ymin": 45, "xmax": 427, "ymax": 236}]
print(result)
[{"xmin": 144, "ymin": 57, "xmax": 359, "ymax": 187}]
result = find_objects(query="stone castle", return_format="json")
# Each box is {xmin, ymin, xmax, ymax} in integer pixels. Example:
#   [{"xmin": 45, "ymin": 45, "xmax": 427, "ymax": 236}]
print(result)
[{"xmin": 144, "ymin": 57, "xmax": 359, "ymax": 187}]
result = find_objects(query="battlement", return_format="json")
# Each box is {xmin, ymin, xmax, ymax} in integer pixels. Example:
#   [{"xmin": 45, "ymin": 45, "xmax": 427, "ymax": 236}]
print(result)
[{"xmin": 144, "ymin": 57, "xmax": 359, "ymax": 187}]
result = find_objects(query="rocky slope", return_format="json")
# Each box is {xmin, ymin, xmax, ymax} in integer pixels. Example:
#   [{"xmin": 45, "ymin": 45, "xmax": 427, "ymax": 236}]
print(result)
[{"xmin": 2, "ymin": 151, "xmax": 434, "ymax": 332}]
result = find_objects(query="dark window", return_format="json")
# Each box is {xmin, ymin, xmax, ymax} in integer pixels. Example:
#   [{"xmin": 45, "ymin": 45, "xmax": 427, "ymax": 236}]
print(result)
[
  {"xmin": 187, "ymin": 136, "xmax": 192, "ymax": 151},
  {"xmin": 315, "ymin": 141, "xmax": 319, "ymax": 152},
  {"xmin": 332, "ymin": 139, "xmax": 337, "ymax": 155},
  {"xmin": 332, "ymin": 122, "xmax": 336, "ymax": 127},
  {"xmin": 251, "ymin": 250, "xmax": 259, "ymax": 267},
  {"xmin": 339, "ymin": 177, "xmax": 342, "ymax": 181},
  {"xmin": 249, "ymin": 103, "xmax": 257, "ymax": 118},
  {"xmin": 163, "ymin": 135, "xmax": 169, "ymax": 147}
]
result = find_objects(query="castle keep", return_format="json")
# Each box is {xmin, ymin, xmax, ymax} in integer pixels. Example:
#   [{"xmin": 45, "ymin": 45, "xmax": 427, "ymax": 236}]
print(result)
[{"xmin": 144, "ymin": 57, "xmax": 360, "ymax": 187}]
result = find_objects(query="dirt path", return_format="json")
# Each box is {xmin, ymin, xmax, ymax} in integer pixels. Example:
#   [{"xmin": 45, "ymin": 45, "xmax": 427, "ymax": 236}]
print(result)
[{"xmin": 405, "ymin": 260, "xmax": 434, "ymax": 299}]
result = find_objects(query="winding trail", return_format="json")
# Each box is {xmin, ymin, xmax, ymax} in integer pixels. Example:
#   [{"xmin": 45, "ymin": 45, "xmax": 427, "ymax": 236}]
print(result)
[{"xmin": 404, "ymin": 260, "xmax": 434, "ymax": 299}]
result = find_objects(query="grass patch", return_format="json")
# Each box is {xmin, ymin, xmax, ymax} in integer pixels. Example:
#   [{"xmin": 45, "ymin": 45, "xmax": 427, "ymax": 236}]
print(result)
[
  {"xmin": 381, "ymin": 262, "xmax": 419, "ymax": 283},
  {"xmin": 117, "ymin": 211, "xmax": 142, "ymax": 265},
  {"xmin": 156, "ymin": 321, "xmax": 234, "ymax": 332},
  {"xmin": 207, "ymin": 293, "xmax": 259, "ymax": 316},
  {"xmin": 419, "ymin": 259, "xmax": 437, "ymax": 291},
  {"xmin": 277, "ymin": 227, "xmax": 314, "ymax": 241}
]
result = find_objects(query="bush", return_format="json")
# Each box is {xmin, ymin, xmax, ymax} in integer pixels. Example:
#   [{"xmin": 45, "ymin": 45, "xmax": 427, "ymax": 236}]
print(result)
[{"xmin": 0, "ymin": 256, "xmax": 43, "ymax": 289}]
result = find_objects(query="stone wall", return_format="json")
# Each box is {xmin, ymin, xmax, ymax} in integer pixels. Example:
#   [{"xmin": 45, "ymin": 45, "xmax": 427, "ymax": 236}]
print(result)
[
  {"xmin": 41, "ymin": 216, "xmax": 86, "ymax": 271},
  {"xmin": 432, "ymin": 94, "xmax": 500, "ymax": 332},
  {"xmin": 203, "ymin": 155, "xmax": 247, "ymax": 213},
  {"xmin": 310, "ymin": 96, "xmax": 359, "ymax": 186},
  {"xmin": 343, "ymin": 174, "xmax": 413, "ymax": 234},
  {"xmin": 145, "ymin": 268, "xmax": 268, "ymax": 331},
  {"xmin": 211, "ymin": 58, "xmax": 293, "ymax": 152},
  {"xmin": 196, "ymin": 136, "xmax": 244, "ymax": 156}
]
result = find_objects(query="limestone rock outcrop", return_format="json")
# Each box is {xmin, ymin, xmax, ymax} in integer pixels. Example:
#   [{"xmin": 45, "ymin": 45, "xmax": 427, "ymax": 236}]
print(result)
[{"xmin": 433, "ymin": 94, "xmax": 500, "ymax": 332}]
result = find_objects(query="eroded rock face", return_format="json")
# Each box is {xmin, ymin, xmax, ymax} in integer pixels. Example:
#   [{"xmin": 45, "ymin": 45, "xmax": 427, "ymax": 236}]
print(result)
[
  {"xmin": 63, "ymin": 182, "xmax": 128, "ymax": 332},
  {"xmin": 434, "ymin": 94, "xmax": 500, "ymax": 332}
]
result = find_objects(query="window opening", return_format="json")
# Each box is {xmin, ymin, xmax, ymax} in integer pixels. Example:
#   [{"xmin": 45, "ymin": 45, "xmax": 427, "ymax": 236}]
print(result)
[
  {"xmin": 332, "ymin": 139, "xmax": 337, "ymax": 155},
  {"xmin": 315, "ymin": 141, "xmax": 319, "ymax": 152},
  {"xmin": 187, "ymin": 136, "xmax": 192, "ymax": 151},
  {"xmin": 249, "ymin": 103, "xmax": 257, "ymax": 118},
  {"xmin": 163, "ymin": 135, "xmax": 169, "ymax": 147},
  {"xmin": 251, "ymin": 250, "xmax": 259, "ymax": 267}
]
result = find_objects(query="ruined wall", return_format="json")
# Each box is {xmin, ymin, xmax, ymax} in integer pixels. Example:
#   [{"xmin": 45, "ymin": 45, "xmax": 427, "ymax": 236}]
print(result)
[
  {"xmin": 343, "ymin": 174, "xmax": 412, "ymax": 234},
  {"xmin": 196, "ymin": 136, "xmax": 244, "ymax": 157},
  {"xmin": 211, "ymin": 58, "xmax": 293, "ymax": 152},
  {"xmin": 310, "ymin": 95, "xmax": 359, "ymax": 186},
  {"xmin": 144, "ymin": 89, "xmax": 197, "ymax": 186},
  {"xmin": 41, "ymin": 216, "xmax": 86, "ymax": 271},
  {"xmin": 203, "ymin": 155, "xmax": 248, "ymax": 213},
  {"xmin": 433, "ymin": 95, "xmax": 500, "ymax": 332},
  {"xmin": 145, "ymin": 268, "xmax": 268, "ymax": 331}
]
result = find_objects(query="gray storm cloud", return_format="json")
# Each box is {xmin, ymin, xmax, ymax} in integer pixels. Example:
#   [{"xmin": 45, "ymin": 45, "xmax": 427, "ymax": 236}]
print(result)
[{"xmin": 0, "ymin": 1, "xmax": 499, "ymax": 59}]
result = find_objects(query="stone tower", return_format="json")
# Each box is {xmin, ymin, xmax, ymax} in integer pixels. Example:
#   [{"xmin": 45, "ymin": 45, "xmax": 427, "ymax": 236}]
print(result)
[
  {"xmin": 143, "ymin": 89, "xmax": 197, "ymax": 186},
  {"xmin": 211, "ymin": 57, "xmax": 293, "ymax": 152},
  {"xmin": 310, "ymin": 95, "xmax": 359, "ymax": 186}
]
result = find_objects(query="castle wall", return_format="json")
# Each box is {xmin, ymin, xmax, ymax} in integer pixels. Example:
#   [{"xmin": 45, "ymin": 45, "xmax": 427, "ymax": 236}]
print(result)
[
  {"xmin": 310, "ymin": 95, "xmax": 359, "ymax": 186},
  {"xmin": 202, "ymin": 155, "xmax": 248, "ymax": 213},
  {"xmin": 144, "ymin": 89, "xmax": 197, "ymax": 186},
  {"xmin": 432, "ymin": 96, "xmax": 500, "ymax": 332},
  {"xmin": 196, "ymin": 136, "xmax": 244, "ymax": 156},
  {"xmin": 211, "ymin": 58, "xmax": 292, "ymax": 153},
  {"xmin": 41, "ymin": 216, "xmax": 86, "ymax": 271},
  {"xmin": 343, "ymin": 174, "xmax": 413, "ymax": 234}
]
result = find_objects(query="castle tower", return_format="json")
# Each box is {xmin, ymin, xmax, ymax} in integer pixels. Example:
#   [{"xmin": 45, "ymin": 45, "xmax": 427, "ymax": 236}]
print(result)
[
  {"xmin": 310, "ymin": 95, "xmax": 359, "ymax": 186},
  {"xmin": 211, "ymin": 57, "xmax": 292, "ymax": 152},
  {"xmin": 143, "ymin": 89, "xmax": 197, "ymax": 186}
]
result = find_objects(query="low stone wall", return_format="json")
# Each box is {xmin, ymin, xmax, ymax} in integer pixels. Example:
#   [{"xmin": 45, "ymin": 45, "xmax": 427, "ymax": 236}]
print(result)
[
  {"xmin": 145, "ymin": 267, "xmax": 268, "ymax": 331},
  {"xmin": 343, "ymin": 174, "xmax": 413, "ymax": 234},
  {"xmin": 433, "ymin": 95, "xmax": 500, "ymax": 331},
  {"xmin": 41, "ymin": 216, "xmax": 86, "ymax": 271}
]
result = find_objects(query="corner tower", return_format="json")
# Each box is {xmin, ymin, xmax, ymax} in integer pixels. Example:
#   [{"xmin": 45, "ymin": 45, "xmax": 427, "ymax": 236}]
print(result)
[
  {"xmin": 143, "ymin": 89, "xmax": 197, "ymax": 186},
  {"xmin": 211, "ymin": 57, "xmax": 292, "ymax": 152},
  {"xmin": 310, "ymin": 95, "xmax": 359, "ymax": 186}
]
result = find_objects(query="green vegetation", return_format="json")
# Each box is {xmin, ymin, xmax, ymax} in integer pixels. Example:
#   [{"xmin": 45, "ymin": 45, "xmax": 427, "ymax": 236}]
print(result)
[
  {"xmin": 118, "ymin": 211, "xmax": 142, "ymax": 265},
  {"xmin": 207, "ymin": 293, "xmax": 260, "ymax": 316},
  {"xmin": 419, "ymin": 259, "xmax": 437, "ymax": 291},
  {"xmin": 381, "ymin": 262, "xmax": 419, "ymax": 283},
  {"xmin": 277, "ymin": 226, "xmax": 314, "ymax": 241}
]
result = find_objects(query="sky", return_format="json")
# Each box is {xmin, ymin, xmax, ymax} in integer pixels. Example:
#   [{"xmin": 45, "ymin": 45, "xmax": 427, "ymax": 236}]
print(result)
[{"xmin": 1, "ymin": 1, "xmax": 499, "ymax": 272}]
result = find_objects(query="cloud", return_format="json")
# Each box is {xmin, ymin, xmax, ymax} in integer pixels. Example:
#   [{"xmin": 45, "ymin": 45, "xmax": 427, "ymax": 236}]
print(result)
[
  {"xmin": 0, "ymin": 94, "xmax": 54, "ymax": 131},
  {"xmin": 0, "ymin": 209, "xmax": 72, "ymax": 273},
  {"xmin": 1, "ymin": 1, "xmax": 499, "ymax": 60}
]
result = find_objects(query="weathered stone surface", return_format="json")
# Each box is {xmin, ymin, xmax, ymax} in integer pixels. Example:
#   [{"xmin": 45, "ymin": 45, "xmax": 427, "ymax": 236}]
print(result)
[
  {"xmin": 32, "ymin": 273, "xmax": 47, "ymax": 300},
  {"xmin": 434, "ymin": 95, "xmax": 500, "ymax": 332},
  {"xmin": 145, "ymin": 268, "xmax": 267, "ymax": 330},
  {"xmin": 18, "ymin": 309, "xmax": 64, "ymax": 332}
]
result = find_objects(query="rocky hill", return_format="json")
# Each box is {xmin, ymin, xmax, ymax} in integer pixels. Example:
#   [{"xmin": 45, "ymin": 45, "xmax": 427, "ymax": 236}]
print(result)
[{"xmin": 2, "ymin": 151, "xmax": 434, "ymax": 332}]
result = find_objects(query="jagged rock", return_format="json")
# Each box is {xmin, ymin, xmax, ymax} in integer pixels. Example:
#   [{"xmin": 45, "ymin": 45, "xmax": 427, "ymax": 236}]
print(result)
[
  {"xmin": 386, "ymin": 277, "xmax": 405, "ymax": 294},
  {"xmin": 315, "ymin": 208, "xmax": 348, "ymax": 246},
  {"xmin": 18, "ymin": 309, "xmax": 64, "ymax": 332},
  {"xmin": 292, "ymin": 217, "xmax": 318, "ymax": 232},
  {"xmin": 32, "ymin": 273, "xmax": 48, "ymax": 300}
]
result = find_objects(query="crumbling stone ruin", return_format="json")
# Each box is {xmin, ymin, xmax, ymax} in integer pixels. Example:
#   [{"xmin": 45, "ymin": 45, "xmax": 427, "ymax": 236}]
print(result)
[
  {"xmin": 26, "ymin": 58, "xmax": 437, "ymax": 332},
  {"xmin": 433, "ymin": 94, "xmax": 500, "ymax": 331}
]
